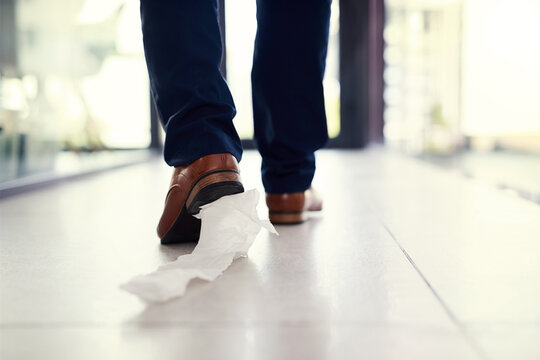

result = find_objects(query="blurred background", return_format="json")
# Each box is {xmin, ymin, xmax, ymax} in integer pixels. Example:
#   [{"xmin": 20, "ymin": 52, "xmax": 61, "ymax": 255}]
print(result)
[{"xmin": 1, "ymin": 0, "xmax": 539, "ymax": 201}]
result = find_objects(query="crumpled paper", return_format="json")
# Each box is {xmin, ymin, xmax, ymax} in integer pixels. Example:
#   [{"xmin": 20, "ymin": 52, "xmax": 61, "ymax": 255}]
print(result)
[{"xmin": 120, "ymin": 189, "xmax": 277, "ymax": 303}]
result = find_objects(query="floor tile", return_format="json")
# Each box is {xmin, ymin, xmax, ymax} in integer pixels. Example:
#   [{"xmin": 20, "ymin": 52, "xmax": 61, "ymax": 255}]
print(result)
[
  {"xmin": 0, "ymin": 326, "xmax": 478, "ymax": 360},
  {"xmin": 470, "ymin": 324, "xmax": 540, "ymax": 360},
  {"xmin": 335, "ymin": 150, "xmax": 540, "ymax": 323},
  {"xmin": 3, "ymin": 149, "xmax": 519, "ymax": 359}
]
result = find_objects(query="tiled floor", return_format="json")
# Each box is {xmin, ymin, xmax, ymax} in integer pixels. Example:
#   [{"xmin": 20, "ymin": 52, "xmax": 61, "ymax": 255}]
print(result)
[{"xmin": 1, "ymin": 149, "xmax": 539, "ymax": 359}]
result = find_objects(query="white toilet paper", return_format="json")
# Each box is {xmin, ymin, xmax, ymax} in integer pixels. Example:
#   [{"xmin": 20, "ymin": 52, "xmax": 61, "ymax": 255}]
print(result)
[{"xmin": 120, "ymin": 189, "xmax": 277, "ymax": 303}]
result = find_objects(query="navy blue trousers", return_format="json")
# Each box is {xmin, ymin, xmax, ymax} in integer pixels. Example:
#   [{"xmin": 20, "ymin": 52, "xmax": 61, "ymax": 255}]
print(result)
[{"xmin": 140, "ymin": 0, "xmax": 331, "ymax": 193}]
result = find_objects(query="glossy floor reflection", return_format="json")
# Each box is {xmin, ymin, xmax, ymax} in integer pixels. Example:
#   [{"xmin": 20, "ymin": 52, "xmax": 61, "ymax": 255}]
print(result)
[{"xmin": 1, "ymin": 149, "xmax": 539, "ymax": 359}]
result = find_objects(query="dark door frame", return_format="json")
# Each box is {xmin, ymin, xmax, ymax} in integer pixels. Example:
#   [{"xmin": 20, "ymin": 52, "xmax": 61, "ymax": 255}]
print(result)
[{"xmin": 330, "ymin": 0, "xmax": 385, "ymax": 148}]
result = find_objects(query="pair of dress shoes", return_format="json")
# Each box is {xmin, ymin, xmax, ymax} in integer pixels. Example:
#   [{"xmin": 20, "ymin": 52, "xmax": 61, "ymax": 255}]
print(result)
[{"xmin": 158, "ymin": 153, "xmax": 322, "ymax": 244}]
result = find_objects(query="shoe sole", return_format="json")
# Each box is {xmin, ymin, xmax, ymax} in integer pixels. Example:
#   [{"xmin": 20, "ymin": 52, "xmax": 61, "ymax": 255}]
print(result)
[
  {"xmin": 160, "ymin": 170, "xmax": 244, "ymax": 244},
  {"xmin": 268, "ymin": 211, "xmax": 307, "ymax": 225}
]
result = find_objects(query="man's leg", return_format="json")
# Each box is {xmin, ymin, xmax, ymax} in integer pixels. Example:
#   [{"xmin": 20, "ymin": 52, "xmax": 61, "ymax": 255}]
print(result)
[
  {"xmin": 140, "ymin": 0, "xmax": 244, "ymax": 243},
  {"xmin": 252, "ymin": 0, "xmax": 331, "ymax": 194},
  {"xmin": 141, "ymin": 0, "xmax": 242, "ymax": 166}
]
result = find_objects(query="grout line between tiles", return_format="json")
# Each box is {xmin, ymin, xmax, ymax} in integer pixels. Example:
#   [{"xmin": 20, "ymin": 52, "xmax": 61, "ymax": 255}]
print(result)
[{"xmin": 378, "ymin": 220, "xmax": 490, "ymax": 360}]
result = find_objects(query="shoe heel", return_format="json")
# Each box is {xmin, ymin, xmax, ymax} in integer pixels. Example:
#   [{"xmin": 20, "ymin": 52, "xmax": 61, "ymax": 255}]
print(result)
[
  {"xmin": 161, "ymin": 171, "xmax": 243, "ymax": 245},
  {"xmin": 186, "ymin": 170, "xmax": 244, "ymax": 214}
]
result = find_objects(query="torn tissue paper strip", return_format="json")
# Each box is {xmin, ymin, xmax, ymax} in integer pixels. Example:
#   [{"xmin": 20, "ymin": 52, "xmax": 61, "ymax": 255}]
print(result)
[{"xmin": 120, "ymin": 189, "xmax": 277, "ymax": 303}]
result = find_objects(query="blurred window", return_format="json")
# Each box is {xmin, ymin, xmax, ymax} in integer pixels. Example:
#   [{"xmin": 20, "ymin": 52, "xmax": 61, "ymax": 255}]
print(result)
[
  {"xmin": 0, "ymin": 0, "xmax": 150, "ymax": 183},
  {"xmin": 384, "ymin": 0, "xmax": 540, "ymax": 154}
]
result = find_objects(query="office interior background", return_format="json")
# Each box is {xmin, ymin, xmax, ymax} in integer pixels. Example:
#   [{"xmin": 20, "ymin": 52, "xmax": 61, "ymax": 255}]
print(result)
[
  {"xmin": 1, "ymin": 0, "xmax": 539, "ymax": 201},
  {"xmin": 2, "ymin": 1, "xmax": 540, "ymax": 359}
]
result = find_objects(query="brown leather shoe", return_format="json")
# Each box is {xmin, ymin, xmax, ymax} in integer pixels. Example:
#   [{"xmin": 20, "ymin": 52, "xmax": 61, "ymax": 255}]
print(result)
[
  {"xmin": 158, "ymin": 153, "xmax": 244, "ymax": 244},
  {"xmin": 266, "ymin": 188, "xmax": 322, "ymax": 224}
]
